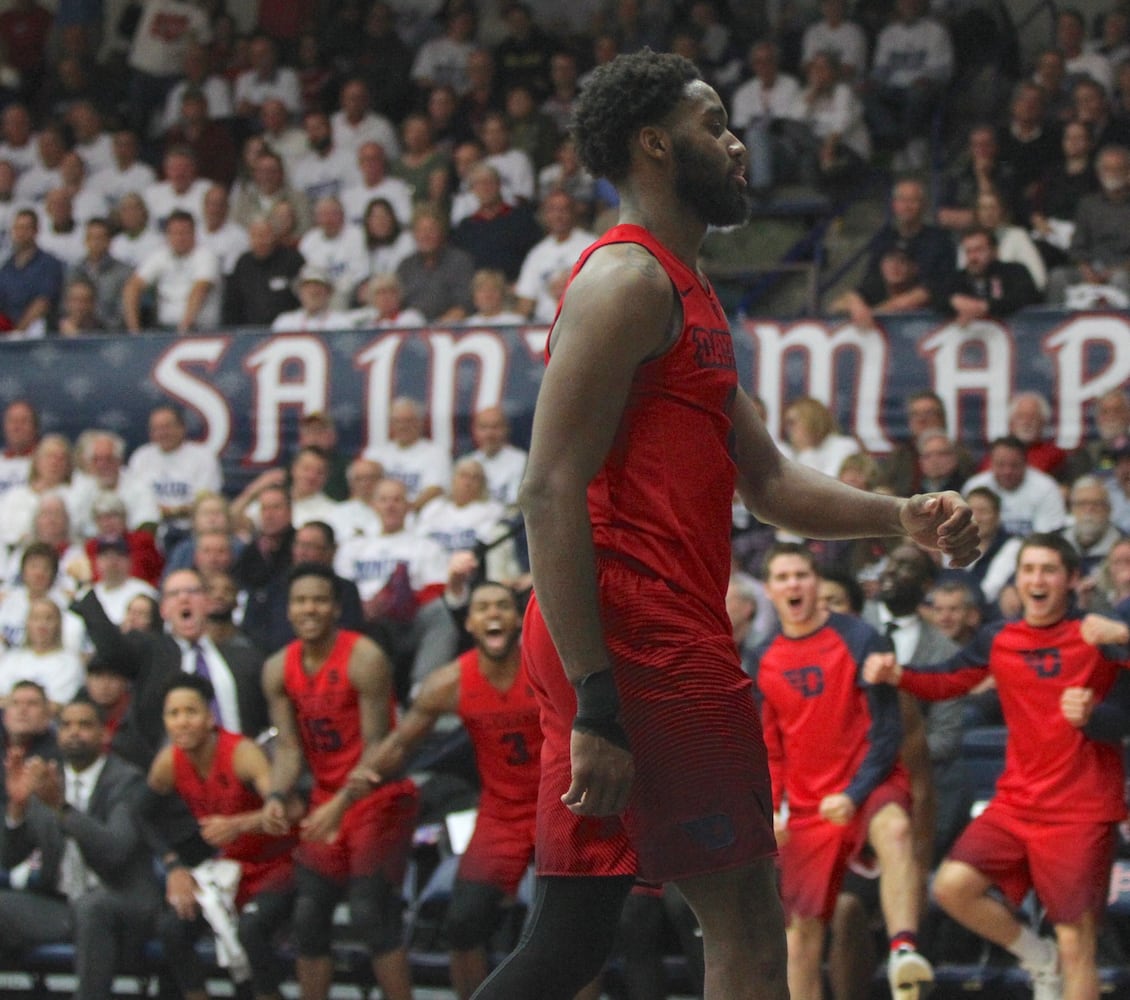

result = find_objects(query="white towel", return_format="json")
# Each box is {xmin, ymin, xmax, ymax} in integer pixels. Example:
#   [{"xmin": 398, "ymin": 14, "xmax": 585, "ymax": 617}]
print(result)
[{"xmin": 191, "ymin": 858, "xmax": 251, "ymax": 983}]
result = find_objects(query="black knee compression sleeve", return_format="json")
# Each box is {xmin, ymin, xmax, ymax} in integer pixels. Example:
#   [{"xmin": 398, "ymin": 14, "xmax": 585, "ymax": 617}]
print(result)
[
  {"xmin": 348, "ymin": 872, "xmax": 407, "ymax": 956},
  {"xmin": 444, "ymin": 879, "xmax": 506, "ymax": 950},
  {"xmin": 470, "ymin": 874, "xmax": 634, "ymax": 1000},
  {"xmin": 292, "ymin": 866, "xmax": 341, "ymax": 956}
]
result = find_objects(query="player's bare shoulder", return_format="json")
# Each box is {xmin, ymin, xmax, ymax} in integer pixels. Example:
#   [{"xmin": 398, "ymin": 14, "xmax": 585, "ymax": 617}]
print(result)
[
  {"xmin": 416, "ymin": 657, "xmax": 462, "ymax": 715},
  {"xmin": 347, "ymin": 632, "xmax": 394, "ymax": 688},
  {"xmin": 567, "ymin": 241, "xmax": 671, "ymax": 303},
  {"xmin": 262, "ymin": 648, "xmax": 286, "ymax": 692},
  {"xmin": 554, "ymin": 240, "xmax": 676, "ymax": 356}
]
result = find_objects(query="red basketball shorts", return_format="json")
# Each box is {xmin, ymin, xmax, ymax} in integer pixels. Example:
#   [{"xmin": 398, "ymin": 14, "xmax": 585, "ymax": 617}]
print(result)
[
  {"xmin": 779, "ymin": 772, "xmax": 912, "ymax": 922},
  {"xmin": 295, "ymin": 779, "xmax": 419, "ymax": 883},
  {"xmin": 946, "ymin": 803, "xmax": 1116, "ymax": 925},
  {"xmin": 457, "ymin": 804, "xmax": 537, "ymax": 895},
  {"xmin": 525, "ymin": 558, "xmax": 777, "ymax": 884}
]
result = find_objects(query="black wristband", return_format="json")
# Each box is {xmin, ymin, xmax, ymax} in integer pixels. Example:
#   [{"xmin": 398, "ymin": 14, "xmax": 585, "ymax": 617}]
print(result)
[
  {"xmin": 572, "ymin": 669, "xmax": 629, "ymax": 749},
  {"xmin": 572, "ymin": 668, "xmax": 620, "ymax": 720},
  {"xmin": 266, "ymin": 791, "xmax": 287, "ymax": 806},
  {"xmin": 572, "ymin": 715, "xmax": 631, "ymax": 750}
]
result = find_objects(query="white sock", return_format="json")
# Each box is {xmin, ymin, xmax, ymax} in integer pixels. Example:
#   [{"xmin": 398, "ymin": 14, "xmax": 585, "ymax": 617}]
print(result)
[{"xmin": 1008, "ymin": 925, "xmax": 1053, "ymax": 966}]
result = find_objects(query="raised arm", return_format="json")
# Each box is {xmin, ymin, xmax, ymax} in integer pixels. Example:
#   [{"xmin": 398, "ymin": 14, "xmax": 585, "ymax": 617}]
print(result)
[{"xmin": 370, "ymin": 659, "xmax": 460, "ymax": 780}]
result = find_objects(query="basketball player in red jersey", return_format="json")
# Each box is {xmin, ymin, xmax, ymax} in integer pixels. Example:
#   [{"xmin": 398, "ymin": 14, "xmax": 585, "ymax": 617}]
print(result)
[
  {"xmin": 866, "ymin": 533, "xmax": 1130, "ymax": 1000},
  {"xmin": 146, "ymin": 673, "xmax": 295, "ymax": 1000},
  {"xmin": 472, "ymin": 49, "xmax": 980, "ymax": 1000},
  {"xmin": 370, "ymin": 580, "xmax": 595, "ymax": 999},
  {"xmin": 261, "ymin": 563, "xmax": 419, "ymax": 1000},
  {"xmin": 757, "ymin": 544, "xmax": 929, "ymax": 999}
]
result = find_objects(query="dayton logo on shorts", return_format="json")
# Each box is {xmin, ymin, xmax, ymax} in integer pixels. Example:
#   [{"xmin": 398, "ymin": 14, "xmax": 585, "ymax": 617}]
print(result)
[
  {"xmin": 680, "ymin": 813, "xmax": 736, "ymax": 851},
  {"xmin": 690, "ymin": 326, "xmax": 735, "ymax": 370},
  {"xmin": 783, "ymin": 665, "xmax": 824, "ymax": 697},
  {"xmin": 1021, "ymin": 647, "xmax": 1062, "ymax": 679}
]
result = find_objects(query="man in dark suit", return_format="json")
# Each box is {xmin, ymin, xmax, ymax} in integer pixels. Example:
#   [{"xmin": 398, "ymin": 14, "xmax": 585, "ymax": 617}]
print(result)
[
  {"xmin": 938, "ymin": 226, "xmax": 1040, "ymax": 323},
  {"xmin": 0, "ymin": 698, "xmax": 161, "ymax": 1000},
  {"xmin": 865, "ymin": 543, "xmax": 966, "ymax": 863},
  {"xmin": 73, "ymin": 568, "xmax": 269, "ymax": 770}
]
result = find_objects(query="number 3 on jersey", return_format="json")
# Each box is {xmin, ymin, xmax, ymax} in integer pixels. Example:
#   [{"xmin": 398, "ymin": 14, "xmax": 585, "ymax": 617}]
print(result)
[{"xmin": 501, "ymin": 731, "xmax": 531, "ymax": 766}]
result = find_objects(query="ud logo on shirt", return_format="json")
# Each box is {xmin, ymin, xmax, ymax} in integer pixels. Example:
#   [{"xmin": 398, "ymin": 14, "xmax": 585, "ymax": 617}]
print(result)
[
  {"xmin": 1021, "ymin": 647, "xmax": 1062, "ymax": 679},
  {"xmin": 783, "ymin": 665, "xmax": 824, "ymax": 698}
]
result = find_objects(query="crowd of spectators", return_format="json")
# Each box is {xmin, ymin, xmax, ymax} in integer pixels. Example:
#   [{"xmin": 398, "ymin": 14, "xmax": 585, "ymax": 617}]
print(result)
[
  {"xmin": 5, "ymin": 0, "xmax": 1130, "ymax": 995},
  {"xmin": 0, "ymin": 377, "xmax": 1126, "ymax": 990},
  {"xmin": 2, "ymin": 0, "xmax": 1130, "ymax": 334}
]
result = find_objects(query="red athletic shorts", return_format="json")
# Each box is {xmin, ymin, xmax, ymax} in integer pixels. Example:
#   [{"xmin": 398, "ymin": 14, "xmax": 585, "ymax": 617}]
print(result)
[
  {"xmin": 295, "ymin": 779, "xmax": 419, "ymax": 883},
  {"xmin": 458, "ymin": 804, "xmax": 537, "ymax": 895},
  {"xmin": 235, "ymin": 853, "xmax": 295, "ymax": 909},
  {"xmin": 947, "ymin": 803, "xmax": 1117, "ymax": 925},
  {"xmin": 779, "ymin": 772, "xmax": 912, "ymax": 922},
  {"xmin": 525, "ymin": 559, "xmax": 777, "ymax": 884}
]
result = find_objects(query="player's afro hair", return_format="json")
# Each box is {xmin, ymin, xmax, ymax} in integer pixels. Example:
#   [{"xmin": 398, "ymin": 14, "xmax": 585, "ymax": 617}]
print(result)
[{"xmin": 571, "ymin": 49, "xmax": 702, "ymax": 183}]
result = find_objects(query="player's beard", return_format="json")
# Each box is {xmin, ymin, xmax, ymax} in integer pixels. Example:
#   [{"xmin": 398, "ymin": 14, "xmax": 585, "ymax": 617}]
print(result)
[{"xmin": 672, "ymin": 134, "xmax": 752, "ymax": 228}]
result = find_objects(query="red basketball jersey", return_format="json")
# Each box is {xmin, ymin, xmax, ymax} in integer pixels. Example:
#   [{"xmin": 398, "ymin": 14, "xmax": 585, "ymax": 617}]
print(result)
[
  {"xmin": 283, "ymin": 630, "xmax": 394, "ymax": 793},
  {"xmin": 171, "ymin": 728, "xmax": 290, "ymax": 867},
  {"xmin": 456, "ymin": 648, "xmax": 542, "ymax": 816},
  {"xmin": 551, "ymin": 223, "xmax": 739, "ymax": 632}
]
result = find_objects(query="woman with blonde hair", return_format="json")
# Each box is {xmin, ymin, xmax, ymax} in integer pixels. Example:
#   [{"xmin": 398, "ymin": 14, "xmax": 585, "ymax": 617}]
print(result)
[
  {"xmin": 0, "ymin": 597, "xmax": 84, "ymax": 710},
  {"xmin": 465, "ymin": 269, "xmax": 526, "ymax": 325},
  {"xmin": 781, "ymin": 396, "xmax": 863, "ymax": 478}
]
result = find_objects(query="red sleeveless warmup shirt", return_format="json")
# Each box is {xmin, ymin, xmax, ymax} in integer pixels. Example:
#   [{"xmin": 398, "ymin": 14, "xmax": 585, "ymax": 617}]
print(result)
[
  {"xmin": 282, "ymin": 630, "xmax": 394, "ymax": 794},
  {"xmin": 456, "ymin": 648, "xmax": 542, "ymax": 817},
  {"xmin": 172, "ymin": 728, "xmax": 294, "ymax": 904},
  {"xmin": 563, "ymin": 223, "xmax": 739, "ymax": 631}
]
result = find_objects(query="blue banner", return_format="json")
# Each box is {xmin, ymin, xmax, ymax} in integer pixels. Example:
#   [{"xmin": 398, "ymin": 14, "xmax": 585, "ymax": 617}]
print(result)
[{"xmin": 2, "ymin": 310, "xmax": 1127, "ymax": 493}]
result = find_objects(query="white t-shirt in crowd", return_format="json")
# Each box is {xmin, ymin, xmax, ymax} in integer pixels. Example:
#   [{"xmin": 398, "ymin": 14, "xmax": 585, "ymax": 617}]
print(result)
[
  {"xmin": 89, "ymin": 161, "xmax": 158, "ymax": 207},
  {"xmin": 135, "ymin": 244, "xmax": 221, "ymax": 329},
  {"xmin": 233, "ymin": 67, "xmax": 302, "ymax": 115},
  {"xmin": 161, "ymin": 76, "xmax": 234, "ymax": 134},
  {"xmin": 199, "ymin": 220, "xmax": 250, "ymax": 275},
  {"xmin": 335, "ymin": 528, "xmax": 448, "ymax": 600},
  {"xmin": 93, "ymin": 577, "xmax": 159, "ymax": 625},
  {"xmin": 127, "ymin": 440, "xmax": 223, "ymax": 517},
  {"xmin": 362, "ymin": 438, "xmax": 452, "ymax": 502},
  {"xmin": 0, "ymin": 646, "xmax": 85, "ymax": 703},
  {"xmin": 514, "ymin": 228, "xmax": 595, "ymax": 323},
  {"xmin": 468, "ymin": 444, "xmax": 527, "ymax": 506},
  {"xmin": 297, "ymin": 224, "xmax": 369, "ymax": 306},
  {"xmin": 342, "ymin": 177, "xmax": 414, "ymax": 227},
  {"xmin": 270, "ymin": 307, "xmax": 355, "ymax": 333},
  {"xmin": 0, "ymin": 587, "xmax": 86, "ymax": 655},
  {"xmin": 961, "ymin": 466, "xmax": 1068, "ymax": 537},
  {"xmin": 415, "ymin": 496, "xmax": 506, "ymax": 554},
  {"xmin": 142, "ymin": 178, "xmax": 211, "ymax": 229},
  {"xmin": 331, "ymin": 111, "xmax": 402, "ymax": 163}
]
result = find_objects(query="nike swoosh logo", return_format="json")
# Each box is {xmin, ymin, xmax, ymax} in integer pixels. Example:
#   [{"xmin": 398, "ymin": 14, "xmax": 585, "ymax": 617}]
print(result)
[{"xmin": 679, "ymin": 284, "xmax": 694, "ymax": 297}]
